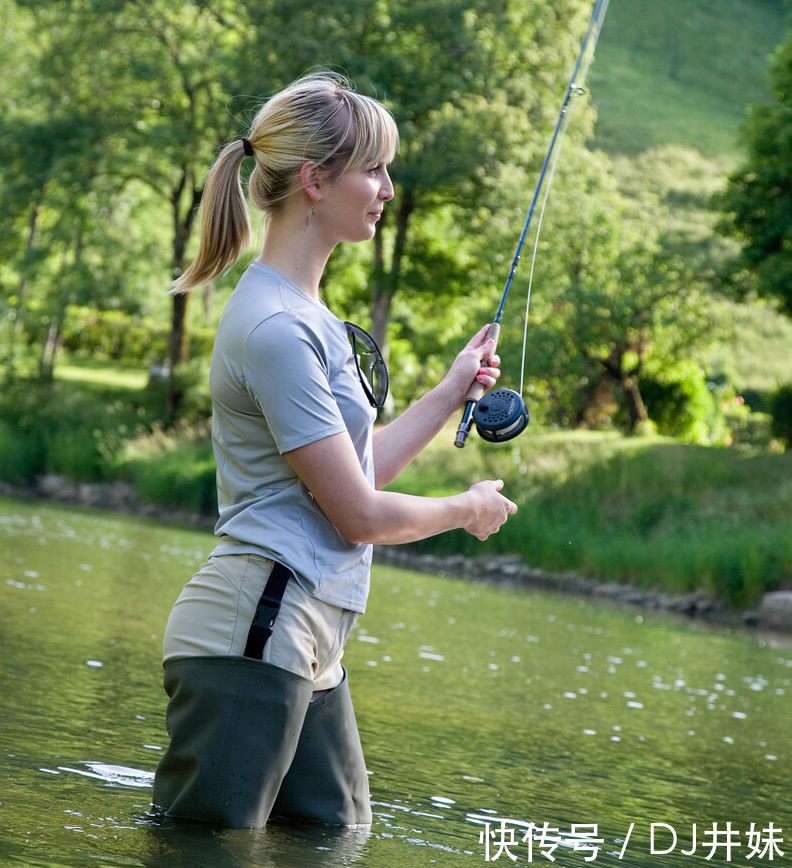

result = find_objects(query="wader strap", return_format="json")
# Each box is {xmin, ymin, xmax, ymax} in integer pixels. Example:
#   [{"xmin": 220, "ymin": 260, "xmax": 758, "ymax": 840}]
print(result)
[{"xmin": 243, "ymin": 561, "xmax": 292, "ymax": 660}]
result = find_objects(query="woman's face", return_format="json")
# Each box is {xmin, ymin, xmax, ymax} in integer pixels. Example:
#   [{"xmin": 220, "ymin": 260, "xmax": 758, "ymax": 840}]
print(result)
[{"xmin": 320, "ymin": 163, "xmax": 394, "ymax": 243}]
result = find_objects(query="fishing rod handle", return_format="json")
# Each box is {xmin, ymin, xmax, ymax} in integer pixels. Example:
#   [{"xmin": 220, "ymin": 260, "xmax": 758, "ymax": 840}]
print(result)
[
  {"xmin": 453, "ymin": 322, "xmax": 501, "ymax": 448},
  {"xmin": 463, "ymin": 321, "xmax": 500, "ymax": 403}
]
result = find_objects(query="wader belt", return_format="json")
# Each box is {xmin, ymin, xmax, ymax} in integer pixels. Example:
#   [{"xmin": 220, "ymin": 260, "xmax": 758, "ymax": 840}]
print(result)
[{"xmin": 243, "ymin": 561, "xmax": 292, "ymax": 659}]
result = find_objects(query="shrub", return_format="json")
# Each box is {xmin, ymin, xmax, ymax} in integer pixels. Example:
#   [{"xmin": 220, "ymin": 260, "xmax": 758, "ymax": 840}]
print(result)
[
  {"xmin": 0, "ymin": 379, "xmax": 167, "ymax": 484},
  {"xmin": 61, "ymin": 305, "xmax": 214, "ymax": 366},
  {"xmin": 122, "ymin": 422, "xmax": 217, "ymax": 515},
  {"xmin": 641, "ymin": 362, "xmax": 717, "ymax": 443},
  {"xmin": 0, "ymin": 420, "xmax": 43, "ymax": 484},
  {"xmin": 769, "ymin": 383, "xmax": 792, "ymax": 448},
  {"xmin": 61, "ymin": 305, "xmax": 169, "ymax": 363}
]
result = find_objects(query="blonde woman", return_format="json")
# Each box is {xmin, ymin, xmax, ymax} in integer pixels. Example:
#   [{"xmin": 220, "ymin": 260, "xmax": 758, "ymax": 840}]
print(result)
[{"xmin": 152, "ymin": 72, "xmax": 517, "ymax": 829}]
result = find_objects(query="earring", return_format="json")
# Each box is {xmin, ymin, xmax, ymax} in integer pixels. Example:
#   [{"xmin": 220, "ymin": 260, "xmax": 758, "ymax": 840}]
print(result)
[{"xmin": 306, "ymin": 205, "xmax": 316, "ymax": 227}]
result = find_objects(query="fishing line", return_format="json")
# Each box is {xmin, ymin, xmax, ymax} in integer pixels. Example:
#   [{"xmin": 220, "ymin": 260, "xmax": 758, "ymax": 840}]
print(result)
[
  {"xmin": 455, "ymin": 0, "xmax": 610, "ymax": 448},
  {"xmin": 519, "ymin": 3, "xmax": 604, "ymax": 395}
]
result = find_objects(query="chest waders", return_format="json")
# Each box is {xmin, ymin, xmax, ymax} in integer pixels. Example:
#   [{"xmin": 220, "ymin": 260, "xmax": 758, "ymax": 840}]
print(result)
[{"xmin": 152, "ymin": 563, "xmax": 372, "ymax": 828}]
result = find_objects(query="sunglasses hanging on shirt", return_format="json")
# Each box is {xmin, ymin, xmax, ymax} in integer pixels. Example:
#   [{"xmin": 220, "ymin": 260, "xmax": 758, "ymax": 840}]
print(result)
[{"xmin": 345, "ymin": 321, "xmax": 389, "ymax": 409}]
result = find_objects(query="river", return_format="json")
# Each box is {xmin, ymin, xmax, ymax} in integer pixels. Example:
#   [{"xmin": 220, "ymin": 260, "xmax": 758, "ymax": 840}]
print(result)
[{"xmin": 1, "ymin": 496, "xmax": 790, "ymax": 867}]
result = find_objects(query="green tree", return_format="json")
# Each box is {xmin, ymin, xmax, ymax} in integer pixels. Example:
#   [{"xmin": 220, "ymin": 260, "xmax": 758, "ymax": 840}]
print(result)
[
  {"xmin": 231, "ymin": 0, "xmax": 595, "ymax": 373},
  {"xmin": 0, "ymin": 1, "xmax": 172, "ymax": 381},
  {"xmin": 73, "ymin": 0, "xmax": 246, "ymax": 407},
  {"xmin": 718, "ymin": 30, "xmax": 792, "ymax": 318},
  {"xmin": 3, "ymin": 0, "xmax": 598, "ymax": 417},
  {"xmin": 513, "ymin": 150, "xmax": 717, "ymax": 432}
]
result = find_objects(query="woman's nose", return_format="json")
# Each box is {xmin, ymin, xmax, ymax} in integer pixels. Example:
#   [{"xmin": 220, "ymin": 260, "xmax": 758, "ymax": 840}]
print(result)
[{"xmin": 380, "ymin": 170, "xmax": 394, "ymax": 201}]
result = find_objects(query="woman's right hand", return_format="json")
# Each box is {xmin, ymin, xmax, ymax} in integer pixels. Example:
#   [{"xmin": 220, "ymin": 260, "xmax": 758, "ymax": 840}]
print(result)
[{"xmin": 463, "ymin": 479, "xmax": 518, "ymax": 540}]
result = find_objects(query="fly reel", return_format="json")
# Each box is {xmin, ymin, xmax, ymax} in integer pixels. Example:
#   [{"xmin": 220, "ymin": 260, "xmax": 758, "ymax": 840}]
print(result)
[{"xmin": 472, "ymin": 388, "xmax": 530, "ymax": 443}]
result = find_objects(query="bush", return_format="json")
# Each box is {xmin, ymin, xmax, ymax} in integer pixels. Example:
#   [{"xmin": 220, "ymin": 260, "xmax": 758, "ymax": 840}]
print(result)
[
  {"xmin": 726, "ymin": 408, "xmax": 773, "ymax": 448},
  {"xmin": 0, "ymin": 420, "xmax": 43, "ymax": 484},
  {"xmin": 641, "ymin": 362, "xmax": 718, "ymax": 443},
  {"xmin": 61, "ymin": 306, "xmax": 169, "ymax": 364},
  {"xmin": 61, "ymin": 305, "xmax": 214, "ymax": 365},
  {"xmin": 122, "ymin": 422, "xmax": 217, "ymax": 515},
  {"xmin": 769, "ymin": 383, "xmax": 792, "ymax": 448},
  {"xmin": 169, "ymin": 358, "xmax": 212, "ymax": 422},
  {"xmin": 0, "ymin": 379, "xmax": 168, "ymax": 484}
]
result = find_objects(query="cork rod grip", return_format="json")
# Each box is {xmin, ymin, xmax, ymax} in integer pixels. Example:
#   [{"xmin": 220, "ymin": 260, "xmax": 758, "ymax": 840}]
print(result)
[
  {"xmin": 462, "ymin": 322, "xmax": 501, "ymax": 403},
  {"xmin": 454, "ymin": 322, "xmax": 501, "ymax": 448}
]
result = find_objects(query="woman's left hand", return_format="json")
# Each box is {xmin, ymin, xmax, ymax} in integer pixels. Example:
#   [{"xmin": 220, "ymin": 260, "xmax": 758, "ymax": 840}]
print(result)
[{"xmin": 443, "ymin": 324, "xmax": 501, "ymax": 405}]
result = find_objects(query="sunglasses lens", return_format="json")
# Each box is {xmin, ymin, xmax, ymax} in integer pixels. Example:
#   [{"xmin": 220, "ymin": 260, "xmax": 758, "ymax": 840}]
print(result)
[{"xmin": 345, "ymin": 323, "xmax": 389, "ymax": 408}]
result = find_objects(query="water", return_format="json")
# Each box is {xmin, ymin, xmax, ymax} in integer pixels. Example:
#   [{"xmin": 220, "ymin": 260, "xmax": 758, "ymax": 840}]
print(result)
[{"xmin": 1, "ymin": 495, "xmax": 791, "ymax": 867}]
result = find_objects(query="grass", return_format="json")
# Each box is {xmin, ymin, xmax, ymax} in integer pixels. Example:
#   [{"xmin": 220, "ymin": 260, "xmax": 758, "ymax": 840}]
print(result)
[
  {"xmin": 589, "ymin": 0, "xmax": 785, "ymax": 158},
  {"xmin": 55, "ymin": 359, "xmax": 149, "ymax": 391},
  {"xmin": 715, "ymin": 300, "xmax": 792, "ymax": 395},
  {"xmin": 1, "ymin": 358, "xmax": 789, "ymax": 608},
  {"xmin": 0, "ymin": 360, "xmax": 168, "ymax": 484},
  {"xmin": 391, "ymin": 425, "xmax": 792, "ymax": 608},
  {"xmin": 120, "ymin": 422, "xmax": 217, "ymax": 515}
]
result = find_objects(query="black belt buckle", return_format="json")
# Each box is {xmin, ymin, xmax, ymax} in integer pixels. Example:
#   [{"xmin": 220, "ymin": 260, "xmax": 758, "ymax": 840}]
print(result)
[{"xmin": 243, "ymin": 562, "xmax": 291, "ymax": 660}]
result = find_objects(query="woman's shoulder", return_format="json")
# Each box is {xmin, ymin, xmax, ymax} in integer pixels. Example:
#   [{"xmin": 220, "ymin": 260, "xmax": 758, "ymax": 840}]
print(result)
[{"xmin": 216, "ymin": 262, "xmax": 347, "ymax": 361}]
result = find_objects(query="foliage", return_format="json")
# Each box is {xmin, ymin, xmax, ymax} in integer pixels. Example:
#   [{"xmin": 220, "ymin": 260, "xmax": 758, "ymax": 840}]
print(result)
[
  {"xmin": 0, "ymin": 0, "xmax": 788, "ymax": 448},
  {"xmin": 59, "ymin": 305, "xmax": 213, "ymax": 365},
  {"xmin": 121, "ymin": 421, "xmax": 217, "ymax": 515},
  {"xmin": 769, "ymin": 383, "xmax": 792, "ymax": 447},
  {"xmin": 717, "ymin": 29, "xmax": 792, "ymax": 317},
  {"xmin": 0, "ymin": 375, "xmax": 170, "ymax": 483},
  {"xmin": 640, "ymin": 362, "xmax": 718, "ymax": 444},
  {"xmin": 707, "ymin": 298, "xmax": 792, "ymax": 398},
  {"xmin": 391, "ymin": 426, "xmax": 792, "ymax": 608},
  {"xmin": 1, "ymin": 0, "xmax": 601, "ymax": 394},
  {"xmin": 493, "ymin": 149, "xmax": 722, "ymax": 433}
]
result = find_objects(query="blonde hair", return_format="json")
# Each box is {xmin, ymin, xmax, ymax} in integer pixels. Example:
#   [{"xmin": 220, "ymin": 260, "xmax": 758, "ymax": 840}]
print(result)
[{"xmin": 171, "ymin": 72, "xmax": 399, "ymax": 294}]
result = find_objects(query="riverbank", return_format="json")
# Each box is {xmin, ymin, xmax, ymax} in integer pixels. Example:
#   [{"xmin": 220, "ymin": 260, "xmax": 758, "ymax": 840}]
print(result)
[{"xmin": 4, "ymin": 474, "xmax": 791, "ymax": 634}]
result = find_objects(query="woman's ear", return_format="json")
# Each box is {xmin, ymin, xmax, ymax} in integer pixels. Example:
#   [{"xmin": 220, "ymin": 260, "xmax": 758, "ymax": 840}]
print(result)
[{"xmin": 299, "ymin": 161, "xmax": 323, "ymax": 203}]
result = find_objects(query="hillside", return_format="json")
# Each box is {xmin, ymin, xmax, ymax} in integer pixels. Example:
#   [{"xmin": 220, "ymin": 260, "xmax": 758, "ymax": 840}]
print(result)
[
  {"xmin": 585, "ymin": 0, "xmax": 791, "ymax": 395},
  {"xmin": 589, "ymin": 0, "xmax": 787, "ymax": 158}
]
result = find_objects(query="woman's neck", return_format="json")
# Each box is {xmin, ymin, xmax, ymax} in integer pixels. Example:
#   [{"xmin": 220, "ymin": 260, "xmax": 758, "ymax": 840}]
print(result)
[{"xmin": 258, "ymin": 211, "xmax": 335, "ymax": 300}]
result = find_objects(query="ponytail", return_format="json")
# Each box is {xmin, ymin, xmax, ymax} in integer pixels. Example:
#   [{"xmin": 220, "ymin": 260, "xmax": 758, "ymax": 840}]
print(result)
[
  {"xmin": 170, "ymin": 140, "xmax": 251, "ymax": 294},
  {"xmin": 171, "ymin": 72, "xmax": 398, "ymax": 295}
]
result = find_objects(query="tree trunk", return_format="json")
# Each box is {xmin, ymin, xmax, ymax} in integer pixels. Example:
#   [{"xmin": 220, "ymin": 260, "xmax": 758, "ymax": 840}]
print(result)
[
  {"xmin": 39, "ymin": 231, "xmax": 78, "ymax": 383},
  {"xmin": 39, "ymin": 321, "xmax": 61, "ymax": 383},
  {"xmin": 622, "ymin": 375, "xmax": 649, "ymax": 432},
  {"xmin": 5, "ymin": 197, "xmax": 42, "ymax": 382},
  {"xmin": 600, "ymin": 347, "xmax": 649, "ymax": 434},
  {"xmin": 166, "ymin": 172, "xmax": 202, "ymax": 414},
  {"xmin": 168, "ymin": 179, "xmax": 191, "ymax": 370},
  {"xmin": 370, "ymin": 190, "xmax": 414, "ymax": 363}
]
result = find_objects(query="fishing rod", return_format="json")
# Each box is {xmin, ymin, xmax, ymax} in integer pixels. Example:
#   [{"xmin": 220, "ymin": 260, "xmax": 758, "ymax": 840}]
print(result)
[{"xmin": 454, "ymin": 0, "xmax": 610, "ymax": 448}]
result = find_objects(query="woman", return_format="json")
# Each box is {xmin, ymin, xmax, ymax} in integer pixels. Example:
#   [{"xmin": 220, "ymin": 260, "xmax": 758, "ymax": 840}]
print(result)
[{"xmin": 152, "ymin": 72, "xmax": 517, "ymax": 829}]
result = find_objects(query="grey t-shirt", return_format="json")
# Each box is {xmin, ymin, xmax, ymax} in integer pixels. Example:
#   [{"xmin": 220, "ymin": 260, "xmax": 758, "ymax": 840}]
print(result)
[{"xmin": 208, "ymin": 261, "xmax": 376, "ymax": 612}]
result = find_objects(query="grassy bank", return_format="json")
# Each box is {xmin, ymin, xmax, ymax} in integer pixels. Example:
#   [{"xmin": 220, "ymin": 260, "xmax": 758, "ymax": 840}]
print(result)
[
  {"xmin": 590, "ymin": 0, "xmax": 785, "ymax": 158},
  {"xmin": 388, "ymin": 427, "xmax": 792, "ymax": 609},
  {"xmin": 1, "ymin": 362, "xmax": 790, "ymax": 609}
]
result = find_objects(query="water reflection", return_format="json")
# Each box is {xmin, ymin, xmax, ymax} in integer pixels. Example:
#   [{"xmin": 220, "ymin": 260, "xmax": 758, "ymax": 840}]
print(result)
[
  {"xmin": 139, "ymin": 816, "xmax": 370, "ymax": 868},
  {"xmin": 2, "ymin": 497, "xmax": 792, "ymax": 867}
]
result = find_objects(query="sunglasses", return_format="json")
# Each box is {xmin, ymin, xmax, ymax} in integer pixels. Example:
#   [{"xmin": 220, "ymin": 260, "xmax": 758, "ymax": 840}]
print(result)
[{"xmin": 345, "ymin": 321, "xmax": 389, "ymax": 409}]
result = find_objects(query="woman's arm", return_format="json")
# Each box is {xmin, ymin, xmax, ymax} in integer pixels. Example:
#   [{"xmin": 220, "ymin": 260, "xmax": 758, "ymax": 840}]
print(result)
[
  {"xmin": 284, "ymin": 430, "xmax": 516, "ymax": 545},
  {"xmin": 373, "ymin": 325, "xmax": 500, "ymax": 489}
]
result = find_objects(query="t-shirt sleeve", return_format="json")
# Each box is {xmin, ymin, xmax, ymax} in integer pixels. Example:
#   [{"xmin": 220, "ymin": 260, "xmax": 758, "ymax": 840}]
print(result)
[{"xmin": 243, "ymin": 313, "xmax": 348, "ymax": 453}]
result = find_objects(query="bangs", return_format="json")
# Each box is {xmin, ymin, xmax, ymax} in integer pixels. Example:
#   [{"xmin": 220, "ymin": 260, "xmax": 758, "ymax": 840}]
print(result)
[
  {"xmin": 317, "ymin": 91, "xmax": 399, "ymax": 176},
  {"xmin": 343, "ymin": 97, "xmax": 400, "ymax": 170}
]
